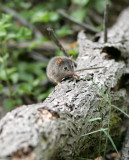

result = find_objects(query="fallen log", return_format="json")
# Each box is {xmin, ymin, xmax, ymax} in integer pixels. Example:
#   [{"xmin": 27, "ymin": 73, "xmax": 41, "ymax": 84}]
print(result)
[{"xmin": 0, "ymin": 7, "xmax": 129, "ymax": 160}]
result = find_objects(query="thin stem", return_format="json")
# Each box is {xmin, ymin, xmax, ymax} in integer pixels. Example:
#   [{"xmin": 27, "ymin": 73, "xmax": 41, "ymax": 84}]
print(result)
[
  {"xmin": 57, "ymin": 10, "xmax": 99, "ymax": 34},
  {"xmin": 104, "ymin": 3, "xmax": 109, "ymax": 43},
  {"xmin": 98, "ymin": 98, "xmax": 104, "ymax": 157},
  {"xmin": 1, "ymin": 40, "xmax": 13, "ymax": 98},
  {"xmin": 103, "ymin": 104, "xmax": 112, "ymax": 157},
  {"xmin": 4, "ymin": 65, "xmax": 12, "ymax": 98},
  {"xmin": 46, "ymin": 27, "xmax": 69, "ymax": 57}
]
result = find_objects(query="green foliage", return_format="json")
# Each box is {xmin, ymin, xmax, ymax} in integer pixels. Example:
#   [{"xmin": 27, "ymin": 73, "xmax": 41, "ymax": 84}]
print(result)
[
  {"xmin": 7, "ymin": 0, "xmax": 31, "ymax": 9},
  {"xmin": 67, "ymin": 46, "xmax": 78, "ymax": 58},
  {"xmin": 28, "ymin": 38, "xmax": 47, "ymax": 50},
  {"xmin": 112, "ymin": 105, "xmax": 129, "ymax": 118},
  {"xmin": 31, "ymin": 11, "xmax": 59, "ymax": 23},
  {"xmin": 92, "ymin": 81, "xmax": 128, "ymax": 157},
  {"xmin": 71, "ymin": 8, "xmax": 88, "ymax": 22},
  {"xmin": 103, "ymin": 130, "xmax": 119, "ymax": 154},
  {"xmin": 0, "ymin": 84, "xmax": 3, "ymax": 92},
  {"xmin": 81, "ymin": 128, "xmax": 108, "ymax": 137},
  {"xmin": 56, "ymin": 26, "xmax": 73, "ymax": 37},
  {"xmin": 17, "ymin": 27, "xmax": 32, "ymax": 39},
  {"xmin": 93, "ymin": 81, "xmax": 129, "ymax": 118},
  {"xmin": 93, "ymin": 0, "xmax": 111, "ymax": 13},
  {"xmin": 0, "ymin": 12, "xmax": 47, "ymax": 110},
  {"xmin": 85, "ymin": 117, "xmax": 101, "ymax": 122},
  {"xmin": 80, "ymin": 81, "xmax": 128, "ymax": 158},
  {"xmin": 72, "ymin": 0, "xmax": 90, "ymax": 6}
]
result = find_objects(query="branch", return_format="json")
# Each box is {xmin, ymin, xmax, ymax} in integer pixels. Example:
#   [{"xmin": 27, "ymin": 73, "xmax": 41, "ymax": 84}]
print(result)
[
  {"xmin": 46, "ymin": 27, "xmax": 70, "ymax": 57},
  {"xmin": 7, "ymin": 40, "xmax": 57, "ymax": 56},
  {"xmin": 57, "ymin": 10, "xmax": 99, "ymax": 34},
  {"xmin": 104, "ymin": 3, "xmax": 109, "ymax": 43},
  {"xmin": 29, "ymin": 51, "xmax": 49, "ymax": 62}
]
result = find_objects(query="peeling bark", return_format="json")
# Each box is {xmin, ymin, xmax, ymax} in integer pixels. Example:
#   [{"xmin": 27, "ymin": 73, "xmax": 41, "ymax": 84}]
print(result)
[{"xmin": 0, "ymin": 8, "xmax": 129, "ymax": 160}]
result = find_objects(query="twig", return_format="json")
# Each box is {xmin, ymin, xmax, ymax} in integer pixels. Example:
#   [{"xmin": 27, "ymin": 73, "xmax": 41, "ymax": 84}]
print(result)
[
  {"xmin": 46, "ymin": 27, "xmax": 70, "ymax": 57},
  {"xmin": 7, "ymin": 40, "xmax": 57, "ymax": 56},
  {"xmin": 29, "ymin": 51, "xmax": 49, "ymax": 62},
  {"xmin": 2, "ymin": 6, "xmax": 43, "ymax": 38},
  {"xmin": 104, "ymin": 3, "xmax": 109, "ymax": 43},
  {"xmin": 57, "ymin": 10, "xmax": 99, "ymax": 34}
]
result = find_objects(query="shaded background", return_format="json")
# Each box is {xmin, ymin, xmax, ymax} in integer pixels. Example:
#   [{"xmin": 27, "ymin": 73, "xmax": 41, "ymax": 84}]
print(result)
[{"xmin": 0, "ymin": 0, "xmax": 128, "ymax": 114}]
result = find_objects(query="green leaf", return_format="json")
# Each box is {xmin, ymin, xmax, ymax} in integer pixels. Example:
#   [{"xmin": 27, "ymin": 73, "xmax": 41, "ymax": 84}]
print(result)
[
  {"xmin": 67, "ymin": 46, "xmax": 79, "ymax": 57},
  {"xmin": 10, "ymin": 72, "xmax": 19, "ymax": 84},
  {"xmin": 50, "ymin": 12, "xmax": 59, "ymax": 21},
  {"xmin": 19, "ymin": 1, "xmax": 31, "ymax": 9},
  {"xmin": 92, "ymin": 81, "xmax": 111, "ymax": 105},
  {"xmin": 5, "ymin": 33, "xmax": 17, "ymax": 41},
  {"xmin": 37, "ymin": 87, "xmax": 54, "ymax": 101},
  {"xmin": 4, "ymin": 99, "xmax": 14, "ymax": 110},
  {"xmin": 56, "ymin": 50, "xmax": 64, "ymax": 56},
  {"xmin": 103, "ymin": 130, "xmax": 119, "ymax": 154},
  {"xmin": 71, "ymin": 8, "xmax": 87, "ymax": 22},
  {"xmin": 32, "ymin": 11, "xmax": 58, "ymax": 23},
  {"xmin": 0, "ymin": 84, "xmax": 3, "ymax": 92},
  {"xmin": 1, "ymin": 14, "xmax": 13, "ymax": 23},
  {"xmin": 56, "ymin": 26, "xmax": 73, "ymax": 37},
  {"xmin": 72, "ymin": 0, "xmax": 89, "ymax": 6},
  {"xmin": 18, "ymin": 82, "xmax": 33, "ymax": 95},
  {"xmin": 85, "ymin": 117, "xmax": 101, "ymax": 122},
  {"xmin": 0, "ymin": 67, "xmax": 17, "ymax": 80},
  {"xmin": 13, "ymin": 98, "xmax": 22, "ymax": 106},
  {"xmin": 18, "ymin": 72, "xmax": 34, "ymax": 82},
  {"xmin": 94, "ymin": 0, "xmax": 110, "ymax": 13},
  {"xmin": 3, "ymin": 53, "xmax": 9, "ymax": 62},
  {"xmin": 28, "ymin": 38, "xmax": 46, "ymax": 50},
  {"xmin": 0, "ymin": 23, "xmax": 12, "ymax": 29},
  {"xmin": 31, "ymin": 11, "xmax": 50, "ymax": 23},
  {"xmin": 19, "ymin": 62, "xmax": 47, "ymax": 75},
  {"xmin": 0, "ymin": 28, "xmax": 7, "ymax": 37},
  {"xmin": 112, "ymin": 105, "xmax": 129, "ymax": 118},
  {"xmin": 37, "ymin": 94, "xmax": 47, "ymax": 101},
  {"xmin": 81, "ymin": 128, "xmax": 108, "ymax": 137},
  {"xmin": 0, "ymin": 56, "xmax": 4, "ymax": 63},
  {"xmin": 17, "ymin": 27, "xmax": 32, "ymax": 39}
]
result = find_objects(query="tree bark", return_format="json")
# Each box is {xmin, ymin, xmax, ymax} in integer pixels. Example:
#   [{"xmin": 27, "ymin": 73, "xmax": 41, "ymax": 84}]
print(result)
[
  {"xmin": 0, "ymin": 7, "xmax": 129, "ymax": 160},
  {"xmin": 120, "ymin": 127, "xmax": 129, "ymax": 160}
]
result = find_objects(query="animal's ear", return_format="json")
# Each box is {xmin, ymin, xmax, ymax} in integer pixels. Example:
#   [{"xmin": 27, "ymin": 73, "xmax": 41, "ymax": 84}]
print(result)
[
  {"xmin": 57, "ymin": 57, "xmax": 63, "ymax": 66},
  {"xmin": 70, "ymin": 56, "xmax": 73, "ymax": 62}
]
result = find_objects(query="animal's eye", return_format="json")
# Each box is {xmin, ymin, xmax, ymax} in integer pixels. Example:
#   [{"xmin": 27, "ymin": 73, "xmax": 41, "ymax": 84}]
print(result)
[{"xmin": 64, "ymin": 66, "xmax": 68, "ymax": 70}]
